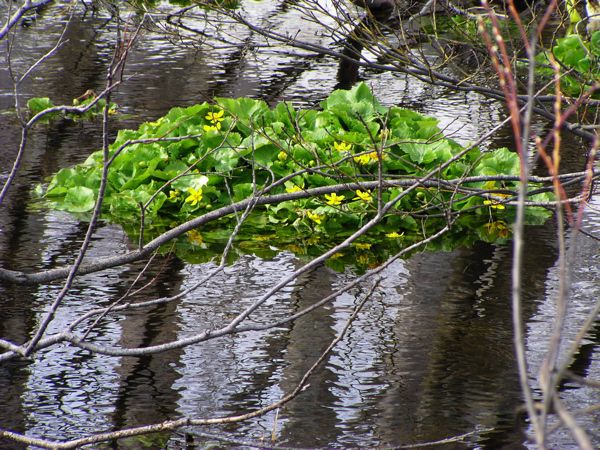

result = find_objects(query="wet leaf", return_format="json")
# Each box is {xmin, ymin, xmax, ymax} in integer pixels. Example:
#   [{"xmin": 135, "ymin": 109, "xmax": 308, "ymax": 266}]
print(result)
[
  {"xmin": 27, "ymin": 97, "xmax": 55, "ymax": 115},
  {"xmin": 63, "ymin": 186, "xmax": 96, "ymax": 212},
  {"xmin": 40, "ymin": 83, "xmax": 553, "ymax": 269}
]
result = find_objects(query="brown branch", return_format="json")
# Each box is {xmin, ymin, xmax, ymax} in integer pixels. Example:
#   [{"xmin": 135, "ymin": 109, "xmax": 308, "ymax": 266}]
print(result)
[{"xmin": 170, "ymin": 4, "xmax": 597, "ymax": 142}]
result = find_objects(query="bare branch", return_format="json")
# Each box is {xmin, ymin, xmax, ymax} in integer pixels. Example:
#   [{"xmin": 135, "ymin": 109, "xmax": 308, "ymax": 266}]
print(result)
[{"xmin": 0, "ymin": 0, "xmax": 54, "ymax": 40}]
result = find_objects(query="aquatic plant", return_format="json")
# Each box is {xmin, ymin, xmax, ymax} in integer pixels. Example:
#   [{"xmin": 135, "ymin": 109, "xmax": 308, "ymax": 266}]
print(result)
[
  {"xmin": 535, "ymin": 31, "xmax": 600, "ymax": 97},
  {"xmin": 38, "ymin": 83, "xmax": 553, "ymax": 268}
]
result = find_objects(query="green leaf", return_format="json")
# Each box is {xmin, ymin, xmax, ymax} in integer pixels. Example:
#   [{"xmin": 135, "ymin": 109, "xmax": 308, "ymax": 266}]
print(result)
[
  {"xmin": 553, "ymin": 35, "xmax": 587, "ymax": 69},
  {"xmin": 241, "ymin": 135, "xmax": 278, "ymax": 167},
  {"xmin": 401, "ymin": 140, "xmax": 453, "ymax": 165},
  {"xmin": 523, "ymin": 206, "xmax": 553, "ymax": 224},
  {"xmin": 591, "ymin": 31, "xmax": 600, "ymax": 56},
  {"xmin": 321, "ymin": 82, "xmax": 384, "ymax": 115},
  {"xmin": 154, "ymin": 160, "xmax": 189, "ymax": 180},
  {"xmin": 63, "ymin": 186, "xmax": 96, "ymax": 212},
  {"xmin": 233, "ymin": 183, "xmax": 254, "ymax": 202},
  {"xmin": 171, "ymin": 174, "xmax": 209, "ymax": 192},
  {"xmin": 27, "ymin": 97, "xmax": 60, "ymax": 122},
  {"xmin": 271, "ymin": 102, "xmax": 297, "ymax": 127},
  {"xmin": 27, "ymin": 97, "xmax": 55, "ymax": 115},
  {"xmin": 474, "ymin": 148, "xmax": 519, "ymax": 176},
  {"xmin": 216, "ymin": 97, "xmax": 269, "ymax": 128},
  {"xmin": 45, "ymin": 166, "xmax": 102, "ymax": 196}
]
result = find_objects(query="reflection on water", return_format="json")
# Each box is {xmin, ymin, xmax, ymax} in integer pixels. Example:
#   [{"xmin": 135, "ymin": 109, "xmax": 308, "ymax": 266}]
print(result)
[
  {"xmin": 1, "ymin": 2, "xmax": 599, "ymax": 449},
  {"xmin": 524, "ymin": 195, "xmax": 600, "ymax": 447}
]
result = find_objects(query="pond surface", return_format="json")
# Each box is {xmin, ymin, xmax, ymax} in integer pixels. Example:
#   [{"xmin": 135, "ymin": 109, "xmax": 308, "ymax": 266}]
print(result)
[{"xmin": 1, "ymin": 2, "xmax": 599, "ymax": 449}]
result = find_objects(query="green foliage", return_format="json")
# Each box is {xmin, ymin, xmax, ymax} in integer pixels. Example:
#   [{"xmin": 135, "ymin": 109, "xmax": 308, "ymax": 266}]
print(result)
[
  {"xmin": 535, "ymin": 31, "xmax": 600, "ymax": 97},
  {"xmin": 27, "ymin": 97, "xmax": 60, "ymax": 122},
  {"xmin": 27, "ymin": 97, "xmax": 55, "ymax": 115},
  {"xmin": 27, "ymin": 93, "xmax": 118, "ymax": 122},
  {"xmin": 39, "ymin": 83, "xmax": 553, "ymax": 269},
  {"xmin": 71, "ymin": 92, "xmax": 119, "ymax": 121}
]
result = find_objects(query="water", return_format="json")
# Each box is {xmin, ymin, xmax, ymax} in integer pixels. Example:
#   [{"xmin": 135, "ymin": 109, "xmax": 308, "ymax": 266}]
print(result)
[{"xmin": 1, "ymin": 2, "xmax": 599, "ymax": 448}]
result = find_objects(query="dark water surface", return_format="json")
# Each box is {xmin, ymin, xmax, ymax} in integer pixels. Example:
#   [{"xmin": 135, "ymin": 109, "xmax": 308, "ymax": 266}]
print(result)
[{"xmin": 1, "ymin": 2, "xmax": 599, "ymax": 449}]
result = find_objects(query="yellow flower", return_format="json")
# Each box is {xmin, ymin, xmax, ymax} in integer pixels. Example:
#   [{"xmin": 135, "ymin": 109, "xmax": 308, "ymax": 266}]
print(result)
[
  {"xmin": 484, "ymin": 182, "xmax": 511, "ymax": 207},
  {"xmin": 385, "ymin": 231, "xmax": 404, "ymax": 239},
  {"xmin": 287, "ymin": 244, "xmax": 306, "ymax": 255},
  {"xmin": 354, "ymin": 151, "xmax": 380, "ymax": 164},
  {"xmin": 324, "ymin": 192, "xmax": 345, "ymax": 206},
  {"xmin": 203, "ymin": 123, "xmax": 221, "ymax": 132},
  {"xmin": 286, "ymin": 185, "xmax": 302, "ymax": 193},
  {"xmin": 205, "ymin": 109, "xmax": 224, "ymax": 123},
  {"xmin": 333, "ymin": 141, "xmax": 352, "ymax": 152},
  {"xmin": 187, "ymin": 229, "xmax": 204, "ymax": 245},
  {"xmin": 353, "ymin": 242, "xmax": 372, "ymax": 250},
  {"xmin": 354, "ymin": 190, "xmax": 372, "ymax": 202},
  {"xmin": 353, "ymin": 154, "xmax": 370, "ymax": 165},
  {"xmin": 357, "ymin": 253, "xmax": 370, "ymax": 265},
  {"xmin": 330, "ymin": 252, "xmax": 344, "ymax": 259},
  {"xmin": 278, "ymin": 151, "xmax": 288, "ymax": 161},
  {"xmin": 168, "ymin": 189, "xmax": 180, "ymax": 200},
  {"xmin": 307, "ymin": 211, "xmax": 324, "ymax": 225},
  {"xmin": 254, "ymin": 234, "xmax": 276, "ymax": 241},
  {"xmin": 306, "ymin": 235, "xmax": 320, "ymax": 245},
  {"xmin": 484, "ymin": 221, "xmax": 510, "ymax": 239},
  {"xmin": 484, "ymin": 199, "xmax": 505, "ymax": 210},
  {"xmin": 185, "ymin": 187, "xmax": 203, "ymax": 206},
  {"xmin": 496, "ymin": 222, "xmax": 510, "ymax": 239}
]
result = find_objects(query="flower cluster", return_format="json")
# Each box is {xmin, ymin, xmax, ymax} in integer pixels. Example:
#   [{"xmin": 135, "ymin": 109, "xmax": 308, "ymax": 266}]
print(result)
[
  {"xmin": 333, "ymin": 141, "xmax": 352, "ymax": 152},
  {"xmin": 204, "ymin": 109, "xmax": 224, "ymax": 132},
  {"xmin": 187, "ymin": 229, "xmax": 204, "ymax": 246},
  {"xmin": 484, "ymin": 220, "xmax": 510, "ymax": 238},
  {"xmin": 353, "ymin": 151, "xmax": 380, "ymax": 165},
  {"xmin": 483, "ymin": 182, "xmax": 511, "ymax": 210},
  {"xmin": 385, "ymin": 231, "xmax": 404, "ymax": 239},
  {"xmin": 483, "ymin": 192, "xmax": 511, "ymax": 210},
  {"xmin": 483, "ymin": 199, "xmax": 505, "ymax": 210}
]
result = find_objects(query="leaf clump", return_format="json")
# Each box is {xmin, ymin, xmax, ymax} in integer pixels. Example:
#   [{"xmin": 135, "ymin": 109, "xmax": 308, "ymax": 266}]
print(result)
[{"xmin": 40, "ymin": 83, "xmax": 553, "ymax": 268}]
